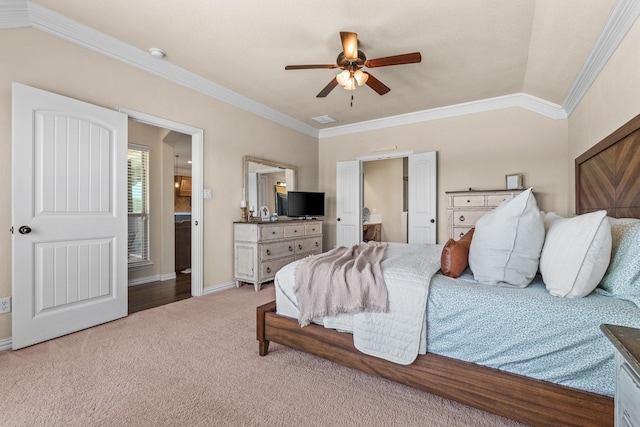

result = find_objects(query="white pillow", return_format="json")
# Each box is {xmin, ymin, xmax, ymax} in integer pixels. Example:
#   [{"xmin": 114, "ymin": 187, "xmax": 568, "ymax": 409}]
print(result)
[
  {"xmin": 468, "ymin": 188, "xmax": 545, "ymax": 287},
  {"xmin": 543, "ymin": 211, "xmax": 563, "ymax": 231},
  {"xmin": 540, "ymin": 210, "xmax": 611, "ymax": 298}
]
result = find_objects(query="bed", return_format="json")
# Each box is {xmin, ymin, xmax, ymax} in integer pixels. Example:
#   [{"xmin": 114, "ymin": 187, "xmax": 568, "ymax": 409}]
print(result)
[{"xmin": 256, "ymin": 113, "xmax": 640, "ymax": 427}]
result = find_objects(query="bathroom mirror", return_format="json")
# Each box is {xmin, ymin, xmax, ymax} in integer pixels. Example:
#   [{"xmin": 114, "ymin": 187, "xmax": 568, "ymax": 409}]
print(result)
[{"xmin": 243, "ymin": 156, "xmax": 297, "ymax": 217}]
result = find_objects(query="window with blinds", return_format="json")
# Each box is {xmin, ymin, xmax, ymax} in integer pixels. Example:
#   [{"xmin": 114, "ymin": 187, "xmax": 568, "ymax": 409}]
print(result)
[{"xmin": 128, "ymin": 144, "xmax": 150, "ymax": 266}]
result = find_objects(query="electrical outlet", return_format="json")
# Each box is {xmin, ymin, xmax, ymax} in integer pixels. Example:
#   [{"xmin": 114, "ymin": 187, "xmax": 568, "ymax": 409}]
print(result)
[{"xmin": 0, "ymin": 297, "xmax": 11, "ymax": 314}]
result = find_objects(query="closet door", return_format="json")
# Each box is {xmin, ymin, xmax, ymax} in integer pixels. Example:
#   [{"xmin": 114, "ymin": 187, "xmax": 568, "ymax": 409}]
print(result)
[
  {"xmin": 336, "ymin": 160, "xmax": 362, "ymax": 247},
  {"xmin": 408, "ymin": 151, "xmax": 437, "ymax": 244}
]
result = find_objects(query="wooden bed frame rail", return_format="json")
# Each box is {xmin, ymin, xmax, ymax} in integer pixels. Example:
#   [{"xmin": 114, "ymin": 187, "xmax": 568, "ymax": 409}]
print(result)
[{"xmin": 257, "ymin": 301, "xmax": 613, "ymax": 427}]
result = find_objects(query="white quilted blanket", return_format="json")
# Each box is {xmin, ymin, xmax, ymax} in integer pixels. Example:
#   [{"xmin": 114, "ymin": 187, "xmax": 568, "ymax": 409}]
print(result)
[{"xmin": 323, "ymin": 243, "xmax": 443, "ymax": 365}]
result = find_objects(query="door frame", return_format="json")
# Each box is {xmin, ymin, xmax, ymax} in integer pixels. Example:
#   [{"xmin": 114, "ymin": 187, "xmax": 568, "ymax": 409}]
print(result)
[
  {"xmin": 119, "ymin": 108, "xmax": 204, "ymax": 297},
  {"xmin": 351, "ymin": 150, "xmax": 437, "ymax": 245},
  {"xmin": 358, "ymin": 151, "xmax": 414, "ymax": 244}
]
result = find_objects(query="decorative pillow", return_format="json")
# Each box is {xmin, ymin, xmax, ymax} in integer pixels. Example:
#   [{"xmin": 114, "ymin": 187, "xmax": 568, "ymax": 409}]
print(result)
[
  {"xmin": 540, "ymin": 210, "xmax": 611, "ymax": 298},
  {"xmin": 543, "ymin": 212, "xmax": 563, "ymax": 231},
  {"xmin": 468, "ymin": 188, "xmax": 545, "ymax": 287},
  {"xmin": 441, "ymin": 228, "xmax": 475, "ymax": 278},
  {"xmin": 599, "ymin": 217, "xmax": 640, "ymax": 296}
]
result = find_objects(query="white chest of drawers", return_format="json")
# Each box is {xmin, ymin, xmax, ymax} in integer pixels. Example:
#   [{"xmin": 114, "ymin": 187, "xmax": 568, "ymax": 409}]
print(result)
[
  {"xmin": 445, "ymin": 190, "xmax": 522, "ymax": 240},
  {"xmin": 234, "ymin": 220, "xmax": 322, "ymax": 291},
  {"xmin": 602, "ymin": 324, "xmax": 640, "ymax": 427}
]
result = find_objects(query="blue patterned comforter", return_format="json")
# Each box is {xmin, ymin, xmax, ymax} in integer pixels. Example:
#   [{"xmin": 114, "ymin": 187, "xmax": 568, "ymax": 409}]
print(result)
[{"xmin": 426, "ymin": 271, "xmax": 640, "ymax": 397}]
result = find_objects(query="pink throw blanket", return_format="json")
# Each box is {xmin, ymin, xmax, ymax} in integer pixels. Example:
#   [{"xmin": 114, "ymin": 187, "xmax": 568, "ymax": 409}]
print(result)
[{"xmin": 293, "ymin": 241, "xmax": 388, "ymax": 327}]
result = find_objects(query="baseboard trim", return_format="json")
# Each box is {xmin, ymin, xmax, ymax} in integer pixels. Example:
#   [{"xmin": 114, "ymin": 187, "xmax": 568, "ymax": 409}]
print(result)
[
  {"xmin": 128, "ymin": 272, "xmax": 177, "ymax": 287},
  {"xmin": 202, "ymin": 281, "xmax": 236, "ymax": 295},
  {"xmin": 0, "ymin": 337, "xmax": 12, "ymax": 351}
]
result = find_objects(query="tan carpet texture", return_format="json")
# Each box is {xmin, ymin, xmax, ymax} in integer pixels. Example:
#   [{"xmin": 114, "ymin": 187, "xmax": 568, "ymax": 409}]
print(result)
[{"xmin": 0, "ymin": 285, "xmax": 525, "ymax": 426}]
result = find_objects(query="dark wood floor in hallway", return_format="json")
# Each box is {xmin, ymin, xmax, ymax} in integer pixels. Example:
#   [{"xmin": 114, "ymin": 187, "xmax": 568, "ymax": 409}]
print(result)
[{"xmin": 128, "ymin": 273, "xmax": 191, "ymax": 314}]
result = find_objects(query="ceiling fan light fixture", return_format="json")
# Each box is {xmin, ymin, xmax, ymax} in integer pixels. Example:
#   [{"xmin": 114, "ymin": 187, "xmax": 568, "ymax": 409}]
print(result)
[
  {"xmin": 336, "ymin": 70, "xmax": 350, "ymax": 86},
  {"xmin": 343, "ymin": 77, "xmax": 356, "ymax": 91},
  {"xmin": 354, "ymin": 69, "xmax": 368, "ymax": 86}
]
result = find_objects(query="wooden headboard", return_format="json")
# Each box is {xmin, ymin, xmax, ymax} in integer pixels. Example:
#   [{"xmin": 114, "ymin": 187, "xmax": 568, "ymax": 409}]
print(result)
[{"xmin": 576, "ymin": 113, "xmax": 640, "ymax": 218}]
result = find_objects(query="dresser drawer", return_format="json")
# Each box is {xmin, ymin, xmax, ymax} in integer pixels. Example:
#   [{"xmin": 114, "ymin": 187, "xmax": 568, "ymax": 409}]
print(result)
[
  {"xmin": 260, "ymin": 226, "xmax": 284, "ymax": 241},
  {"xmin": 304, "ymin": 223, "xmax": 322, "ymax": 235},
  {"xmin": 260, "ymin": 256, "xmax": 294, "ymax": 280},
  {"xmin": 234, "ymin": 224, "xmax": 258, "ymax": 242},
  {"xmin": 452, "ymin": 195, "xmax": 485, "ymax": 207},
  {"xmin": 487, "ymin": 194, "xmax": 514, "ymax": 207},
  {"xmin": 283, "ymin": 225, "xmax": 304, "ymax": 238},
  {"xmin": 296, "ymin": 249, "xmax": 322, "ymax": 260},
  {"xmin": 261, "ymin": 241, "xmax": 295, "ymax": 260},
  {"xmin": 452, "ymin": 226, "xmax": 474, "ymax": 240},
  {"xmin": 295, "ymin": 236, "xmax": 322, "ymax": 254},
  {"xmin": 452, "ymin": 210, "xmax": 486, "ymax": 226}
]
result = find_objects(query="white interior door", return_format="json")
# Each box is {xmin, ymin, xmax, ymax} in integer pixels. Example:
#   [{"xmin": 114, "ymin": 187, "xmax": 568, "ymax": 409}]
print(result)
[
  {"xmin": 12, "ymin": 83, "xmax": 128, "ymax": 349},
  {"xmin": 408, "ymin": 151, "xmax": 437, "ymax": 244},
  {"xmin": 336, "ymin": 160, "xmax": 362, "ymax": 247}
]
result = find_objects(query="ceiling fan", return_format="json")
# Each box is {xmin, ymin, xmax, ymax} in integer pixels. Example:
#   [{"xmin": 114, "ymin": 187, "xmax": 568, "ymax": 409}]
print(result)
[{"xmin": 285, "ymin": 31, "xmax": 421, "ymax": 98}]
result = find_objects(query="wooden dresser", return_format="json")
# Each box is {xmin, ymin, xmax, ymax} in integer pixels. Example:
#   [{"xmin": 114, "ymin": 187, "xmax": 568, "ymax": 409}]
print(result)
[
  {"xmin": 446, "ymin": 189, "xmax": 523, "ymax": 239},
  {"xmin": 234, "ymin": 219, "xmax": 322, "ymax": 291},
  {"xmin": 601, "ymin": 324, "xmax": 640, "ymax": 427}
]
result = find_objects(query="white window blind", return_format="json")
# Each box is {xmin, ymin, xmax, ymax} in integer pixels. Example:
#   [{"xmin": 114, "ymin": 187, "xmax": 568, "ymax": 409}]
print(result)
[{"xmin": 128, "ymin": 144, "xmax": 150, "ymax": 266}]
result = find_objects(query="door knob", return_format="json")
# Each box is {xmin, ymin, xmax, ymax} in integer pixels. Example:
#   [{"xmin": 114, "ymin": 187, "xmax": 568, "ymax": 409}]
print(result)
[
  {"xmin": 337, "ymin": 218, "xmax": 341, "ymax": 222},
  {"xmin": 19, "ymin": 225, "xmax": 32, "ymax": 234},
  {"xmin": 430, "ymin": 219, "xmax": 435, "ymax": 223}
]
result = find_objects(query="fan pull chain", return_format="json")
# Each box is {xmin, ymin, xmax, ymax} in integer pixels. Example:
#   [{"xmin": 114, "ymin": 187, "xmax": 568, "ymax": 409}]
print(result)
[{"xmin": 350, "ymin": 93, "xmax": 354, "ymax": 107}]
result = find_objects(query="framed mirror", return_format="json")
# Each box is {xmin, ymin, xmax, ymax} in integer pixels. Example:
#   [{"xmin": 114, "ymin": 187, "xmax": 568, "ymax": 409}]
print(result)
[{"xmin": 243, "ymin": 156, "xmax": 297, "ymax": 217}]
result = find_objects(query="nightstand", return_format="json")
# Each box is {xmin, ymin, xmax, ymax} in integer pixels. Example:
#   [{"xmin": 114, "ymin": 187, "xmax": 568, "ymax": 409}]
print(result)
[{"xmin": 601, "ymin": 324, "xmax": 640, "ymax": 427}]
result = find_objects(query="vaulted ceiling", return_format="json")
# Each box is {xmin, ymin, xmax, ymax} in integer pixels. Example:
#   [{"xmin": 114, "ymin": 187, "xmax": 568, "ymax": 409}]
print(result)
[{"xmin": 10, "ymin": 1, "xmax": 639, "ymax": 137}]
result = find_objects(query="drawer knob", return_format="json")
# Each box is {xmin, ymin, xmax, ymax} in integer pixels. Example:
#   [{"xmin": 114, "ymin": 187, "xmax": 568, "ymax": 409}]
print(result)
[
  {"xmin": 315, "ymin": 242, "xmax": 319, "ymax": 247},
  {"xmin": 467, "ymin": 200, "xmax": 471, "ymax": 203},
  {"xmin": 459, "ymin": 232, "xmax": 464, "ymax": 238},
  {"xmin": 272, "ymin": 231, "xmax": 276, "ymax": 234},
  {"xmin": 459, "ymin": 215, "xmax": 465, "ymax": 222},
  {"xmin": 289, "ymin": 245, "xmax": 293, "ymax": 251},
  {"xmin": 266, "ymin": 267, "xmax": 271, "ymax": 273},
  {"xmin": 266, "ymin": 249, "xmax": 271, "ymax": 255},
  {"xmin": 312, "ymin": 228, "xmax": 315, "ymax": 231},
  {"xmin": 294, "ymin": 229, "xmax": 298, "ymax": 233},
  {"xmin": 298, "ymin": 244, "xmax": 302, "ymax": 250}
]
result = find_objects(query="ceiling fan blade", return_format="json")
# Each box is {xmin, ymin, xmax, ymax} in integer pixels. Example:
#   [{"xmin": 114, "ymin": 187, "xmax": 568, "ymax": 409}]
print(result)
[
  {"xmin": 364, "ymin": 52, "xmax": 422, "ymax": 68},
  {"xmin": 362, "ymin": 72, "xmax": 390, "ymax": 95},
  {"xmin": 340, "ymin": 31, "xmax": 358, "ymax": 60},
  {"xmin": 316, "ymin": 77, "xmax": 339, "ymax": 98},
  {"xmin": 285, "ymin": 64, "xmax": 339, "ymax": 70}
]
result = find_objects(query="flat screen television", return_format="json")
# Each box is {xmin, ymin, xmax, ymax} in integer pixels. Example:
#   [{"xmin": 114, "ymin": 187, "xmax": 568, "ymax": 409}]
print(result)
[{"xmin": 286, "ymin": 191, "xmax": 325, "ymax": 218}]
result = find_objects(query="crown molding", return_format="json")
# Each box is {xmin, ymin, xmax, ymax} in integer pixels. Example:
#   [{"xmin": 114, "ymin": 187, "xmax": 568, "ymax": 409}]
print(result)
[
  {"xmin": 0, "ymin": 0, "xmax": 29, "ymax": 28},
  {"xmin": 318, "ymin": 93, "xmax": 566, "ymax": 139},
  {"xmin": 2, "ymin": 0, "xmax": 637, "ymax": 139},
  {"xmin": 4, "ymin": 1, "xmax": 319, "ymax": 138},
  {"xmin": 562, "ymin": 0, "xmax": 640, "ymax": 115}
]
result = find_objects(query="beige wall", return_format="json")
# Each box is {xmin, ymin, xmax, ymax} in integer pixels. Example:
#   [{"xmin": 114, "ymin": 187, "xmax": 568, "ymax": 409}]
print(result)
[
  {"xmin": 568, "ymin": 17, "xmax": 640, "ymax": 210},
  {"xmin": 319, "ymin": 107, "xmax": 568, "ymax": 249},
  {"xmin": 363, "ymin": 158, "xmax": 404, "ymax": 243},
  {"xmin": 0, "ymin": 28, "xmax": 318, "ymax": 340}
]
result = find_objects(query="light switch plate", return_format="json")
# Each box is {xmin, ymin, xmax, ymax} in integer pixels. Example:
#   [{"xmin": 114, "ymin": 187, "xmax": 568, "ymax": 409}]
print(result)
[{"xmin": 203, "ymin": 189, "xmax": 212, "ymax": 199}]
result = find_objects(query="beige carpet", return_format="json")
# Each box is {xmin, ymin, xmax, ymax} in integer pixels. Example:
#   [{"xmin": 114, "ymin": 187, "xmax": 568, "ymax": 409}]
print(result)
[{"xmin": 0, "ymin": 285, "xmax": 526, "ymax": 426}]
